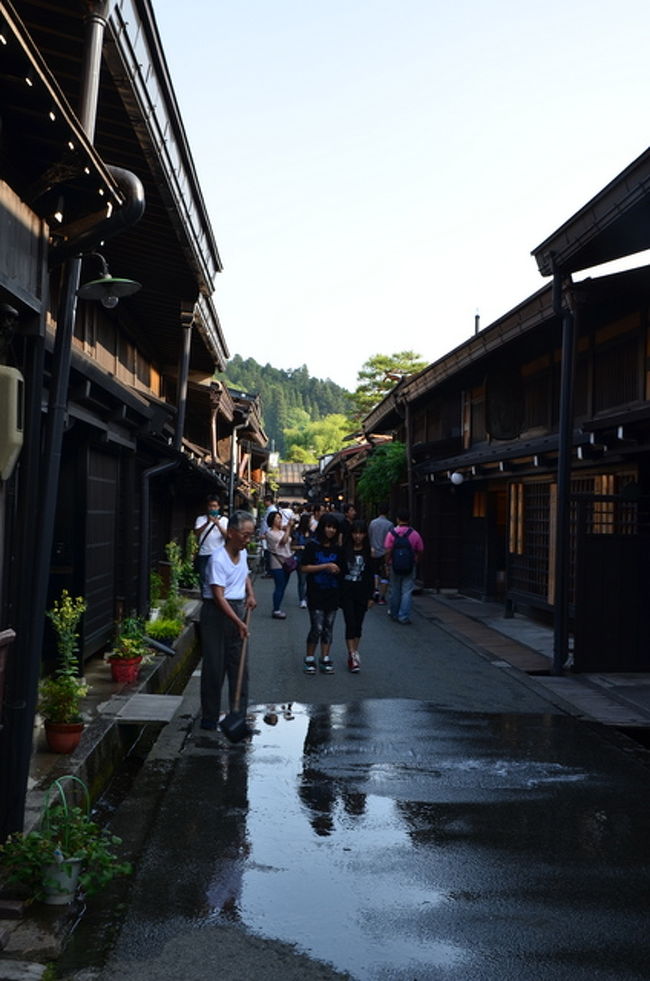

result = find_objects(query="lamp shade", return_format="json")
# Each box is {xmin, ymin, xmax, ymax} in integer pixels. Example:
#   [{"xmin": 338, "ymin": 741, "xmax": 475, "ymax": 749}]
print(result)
[{"xmin": 76, "ymin": 274, "xmax": 141, "ymax": 306}]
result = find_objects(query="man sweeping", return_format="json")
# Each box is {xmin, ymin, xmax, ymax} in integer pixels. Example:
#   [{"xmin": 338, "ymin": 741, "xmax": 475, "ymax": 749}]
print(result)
[{"xmin": 199, "ymin": 510, "xmax": 257, "ymax": 733}]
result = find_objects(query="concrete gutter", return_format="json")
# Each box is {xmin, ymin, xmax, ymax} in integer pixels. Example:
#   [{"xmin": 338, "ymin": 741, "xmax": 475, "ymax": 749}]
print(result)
[{"xmin": 23, "ymin": 597, "xmax": 202, "ymax": 833}]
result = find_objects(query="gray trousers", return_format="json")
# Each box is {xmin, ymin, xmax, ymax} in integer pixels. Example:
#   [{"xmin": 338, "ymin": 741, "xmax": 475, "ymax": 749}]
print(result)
[{"xmin": 200, "ymin": 598, "xmax": 248, "ymax": 722}]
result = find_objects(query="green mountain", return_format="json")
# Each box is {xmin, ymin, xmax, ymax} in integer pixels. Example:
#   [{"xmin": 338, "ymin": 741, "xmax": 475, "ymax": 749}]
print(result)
[{"xmin": 222, "ymin": 354, "xmax": 352, "ymax": 456}]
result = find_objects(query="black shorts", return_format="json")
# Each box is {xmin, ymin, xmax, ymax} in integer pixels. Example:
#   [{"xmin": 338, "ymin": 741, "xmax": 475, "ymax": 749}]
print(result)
[{"xmin": 372, "ymin": 556, "xmax": 388, "ymax": 581}]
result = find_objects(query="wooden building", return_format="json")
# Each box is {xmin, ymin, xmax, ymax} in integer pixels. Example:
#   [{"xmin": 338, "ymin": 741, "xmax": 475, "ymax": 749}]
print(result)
[
  {"xmin": 362, "ymin": 148, "xmax": 650, "ymax": 673},
  {"xmin": 0, "ymin": 0, "xmax": 235, "ymax": 833}
]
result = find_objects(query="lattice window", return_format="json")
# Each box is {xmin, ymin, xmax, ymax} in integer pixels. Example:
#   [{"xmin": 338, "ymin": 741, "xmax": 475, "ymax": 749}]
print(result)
[{"xmin": 509, "ymin": 481, "xmax": 550, "ymax": 600}]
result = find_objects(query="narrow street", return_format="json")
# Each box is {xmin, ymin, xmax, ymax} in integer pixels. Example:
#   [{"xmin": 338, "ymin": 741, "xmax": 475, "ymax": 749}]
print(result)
[{"xmin": 59, "ymin": 578, "xmax": 650, "ymax": 981}]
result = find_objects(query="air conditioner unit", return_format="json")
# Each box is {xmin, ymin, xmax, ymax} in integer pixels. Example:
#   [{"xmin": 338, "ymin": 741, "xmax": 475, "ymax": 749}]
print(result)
[{"xmin": 0, "ymin": 365, "xmax": 24, "ymax": 481}]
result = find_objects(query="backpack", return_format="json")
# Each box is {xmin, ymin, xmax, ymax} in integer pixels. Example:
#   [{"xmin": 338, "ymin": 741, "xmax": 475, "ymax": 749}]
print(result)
[{"xmin": 391, "ymin": 528, "xmax": 414, "ymax": 575}]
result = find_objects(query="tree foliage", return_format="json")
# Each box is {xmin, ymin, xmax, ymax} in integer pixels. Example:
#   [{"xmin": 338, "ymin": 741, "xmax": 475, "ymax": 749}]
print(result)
[
  {"xmin": 222, "ymin": 355, "xmax": 352, "ymax": 456},
  {"xmin": 351, "ymin": 351, "xmax": 428, "ymax": 422},
  {"xmin": 357, "ymin": 441, "xmax": 407, "ymax": 507},
  {"xmin": 284, "ymin": 413, "xmax": 351, "ymax": 464}
]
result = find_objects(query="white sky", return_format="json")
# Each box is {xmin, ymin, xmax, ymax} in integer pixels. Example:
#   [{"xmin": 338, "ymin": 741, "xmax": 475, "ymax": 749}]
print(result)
[{"xmin": 153, "ymin": 0, "xmax": 650, "ymax": 391}]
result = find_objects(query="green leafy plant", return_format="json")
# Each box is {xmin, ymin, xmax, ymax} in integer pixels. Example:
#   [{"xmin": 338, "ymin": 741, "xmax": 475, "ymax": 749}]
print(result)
[
  {"xmin": 108, "ymin": 614, "xmax": 151, "ymax": 661},
  {"xmin": 145, "ymin": 618, "xmax": 183, "ymax": 643},
  {"xmin": 38, "ymin": 675, "xmax": 89, "ymax": 725},
  {"xmin": 159, "ymin": 593, "xmax": 184, "ymax": 622},
  {"xmin": 357, "ymin": 441, "xmax": 407, "ymax": 508},
  {"xmin": 149, "ymin": 570, "xmax": 163, "ymax": 609},
  {"xmin": 164, "ymin": 540, "xmax": 183, "ymax": 595},
  {"xmin": 0, "ymin": 777, "xmax": 130, "ymax": 900},
  {"xmin": 173, "ymin": 535, "xmax": 200, "ymax": 590},
  {"xmin": 38, "ymin": 590, "xmax": 88, "ymax": 724},
  {"xmin": 165, "ymin": 536, "xmax": 199, "ymax": 591}
]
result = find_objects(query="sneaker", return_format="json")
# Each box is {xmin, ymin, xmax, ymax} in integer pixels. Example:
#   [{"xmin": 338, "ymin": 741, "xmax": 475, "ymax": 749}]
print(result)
[
  {"xmin": 300, "ymin": 599, "xmax": 307, "ymax": 608},
  {"xmin": 378, "ymin": 598, "xmax": 387, "ymax": 606},
  {"xmin": 303, "ymin": 655, "xmax": 316, "ymax": 675},
  {"xmin": 347, "ymin": 651, "xmax": 360, "ymax": 673},
  {"xmin": 272, "ymin": 610, "xmax": 287, "ymax": 619},
  {"xmin": 319, "ymin": 656, "xmax": 335, "ymax": 674},
  {"xmin": 372, "ymin": 591, "xmax": 380, "ymax": 603},
  {"xmin": 398, "ymin": 617, "xmax": 412, "ymax": 625},
  {"xmin": 200, "ymin": 718, "xmax": 218, "ymax": 731}
]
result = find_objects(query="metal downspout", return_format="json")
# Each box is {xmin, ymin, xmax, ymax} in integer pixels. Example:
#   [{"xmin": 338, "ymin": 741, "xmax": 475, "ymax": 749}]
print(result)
[
  {"xmin": 552, "ymin": 260, "xmax": 577, "ymax": 675},
  {"xmin": 229, "ymin": 417, "xmax": 250, "ymax": 514},
  {"xmin": 138, "ymin": 320, "xmax": 193, "ymax": 614}
]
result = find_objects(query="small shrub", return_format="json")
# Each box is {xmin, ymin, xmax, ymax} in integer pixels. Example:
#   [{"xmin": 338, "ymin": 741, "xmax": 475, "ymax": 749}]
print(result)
[{"xmin": 145, "ymin": 618, "xmax": 183, "ymax": 642}]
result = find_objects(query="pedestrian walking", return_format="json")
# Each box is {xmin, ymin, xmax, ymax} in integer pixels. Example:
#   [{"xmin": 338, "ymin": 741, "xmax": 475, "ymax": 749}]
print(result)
[
  {"xmin": 368, "ymin": 502, "xmax": 394, "ymax": 605},
  {"xmin": 340, "ymin": 519, "xmax": 374, "ymax": 673},
  {"xmin": 309, "ymin": 502, "xmax": 323, "ymax": 534},
  {"xmin": 265, "ymin": 509, "xmax": 296, "ymax": 619},
  {"xmin": 193, "ymin": 494, "xmax": 227, "ymax": 587},
  {"xmin": 300, "ymin": 513, "xmax": 346, "ymax": 675},
  {"xmin": 384, "ymin": 507, "xmax": 424, "ymax": 625},
  {"xmin": 292, "ymin": 512, "xmax": 313, "ymax": 608},
  {"xmin": 258, "ymin": 493, "xmax": 277, "ymax": 578},
  {"xmin": 199, "ymin": 510, "xmax": 257, "ymax": 732},
  {"xmin": 339, "ymin": 502, "xmax": 358, "ymax": 543}
]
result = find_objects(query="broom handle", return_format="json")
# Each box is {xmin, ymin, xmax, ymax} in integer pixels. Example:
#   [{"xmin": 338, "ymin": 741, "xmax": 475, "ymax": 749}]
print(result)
[{"xmin": 232, "ymin": 608, "xmax": 251, "ymax": 713}]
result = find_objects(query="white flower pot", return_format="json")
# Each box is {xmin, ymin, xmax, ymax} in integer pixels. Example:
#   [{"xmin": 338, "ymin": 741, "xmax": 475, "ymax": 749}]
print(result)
[{"xmin": 42, "ymin": 856, "xmax": 83, "ymax": 904}]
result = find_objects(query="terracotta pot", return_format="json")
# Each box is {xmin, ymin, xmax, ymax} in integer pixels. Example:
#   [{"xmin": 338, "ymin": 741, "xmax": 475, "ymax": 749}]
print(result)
[
  {"xmin": 44, "ymin": 721, "xmax": 84, "ymax": 754},
  {"xmin": 109, "ymin": 655, "xmax": 142, "ymax": 684}
]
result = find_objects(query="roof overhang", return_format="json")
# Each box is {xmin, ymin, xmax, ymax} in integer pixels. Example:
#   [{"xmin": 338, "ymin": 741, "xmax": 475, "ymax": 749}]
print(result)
[
  {"xmin": 532, "ymin": 147, "xmax": 650, "ymax": 277},
  {"xmin": 362, "ymin": 283, "xmax": 556, "ymax": 434},
  {"xmin": 0, "ymin": 1, "xmax": 122, "ymax": 224}
]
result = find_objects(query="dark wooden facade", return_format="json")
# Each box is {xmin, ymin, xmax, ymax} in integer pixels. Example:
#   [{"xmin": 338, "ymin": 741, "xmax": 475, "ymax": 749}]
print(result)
[
  {"xmin": 0, "ymin": 1, "xmax": 243, "ymax": 832},
  {"xmin": 362, "ymin": 149, "xmax": 650, "ymax": 672}
]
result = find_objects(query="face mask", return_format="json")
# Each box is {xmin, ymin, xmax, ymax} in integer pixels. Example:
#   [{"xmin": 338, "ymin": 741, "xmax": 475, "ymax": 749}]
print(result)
[{"xmin": 208, "ymin": 509, "xmax": 219, "ymax": 517}]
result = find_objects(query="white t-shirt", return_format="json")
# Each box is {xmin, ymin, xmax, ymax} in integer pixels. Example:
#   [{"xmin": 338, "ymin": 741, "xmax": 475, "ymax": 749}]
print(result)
[
  {"xmin": 194, "ymin": 514, "xmax": 227, "ymax": 555},
  {"xmin": 203, "ymin": 547, "xmax": 249, "ymax": 600}
]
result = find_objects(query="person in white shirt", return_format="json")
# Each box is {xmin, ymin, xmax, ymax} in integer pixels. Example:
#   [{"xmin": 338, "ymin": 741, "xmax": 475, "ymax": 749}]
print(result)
[
  {"xmin": 194, "ymin": 495, "xmax": 227, "ymax": 586},
  {"xmin": 199, "ymin": 510, "xmax": 257, "ymax": 732},
  {"xmin": 258, "ymin": 494, "xmax": 277, "ymax": 577}
]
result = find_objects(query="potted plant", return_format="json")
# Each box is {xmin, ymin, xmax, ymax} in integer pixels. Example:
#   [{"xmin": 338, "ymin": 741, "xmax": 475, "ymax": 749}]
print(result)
[
  {"xmin": 144, "ymin": 617, "xmax": 183, "ymax": 646},
  {"xmin": 0, "ymin": 776, "xmax": 130, "ymax": 905},
  {"xmin": 39, "ymin": 590, "xmax": 88, "ymax": 753},
  {"xmin": 106, "ymin": 614, "xmax": 150, "ymax": 684},
  {"xmin": 166, "ymin": 538, "xmax": 199, "ymax": 593}
]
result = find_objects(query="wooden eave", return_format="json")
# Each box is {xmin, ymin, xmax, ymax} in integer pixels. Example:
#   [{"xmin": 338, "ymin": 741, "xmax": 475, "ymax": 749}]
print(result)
[
  {"xmin": 532, "ymin": 147, "xmax": 650, "ymax": 277},
  {"xmin": 412, "ymin": 431, "xmax": 594, "ymax": 478},
  {"xmin": 0, "ymin": 2, "xmax": 122, "ymax": 219},
  {"xmin": 210, "ymin": 380, "xmax": 235, "ymax": 423},
  {"xmin": 363, "ymin": 284, "xmax": 556, "ymax": 436},
  {"xmin": 12, "ymin": 0, "xmax": 226, "ymax": 375}
]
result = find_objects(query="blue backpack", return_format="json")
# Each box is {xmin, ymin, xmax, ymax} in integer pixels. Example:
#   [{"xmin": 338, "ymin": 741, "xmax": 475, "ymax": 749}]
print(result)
[{"xmin": 391, "ymin": 528, "xmax": 414, "ymax": 574}]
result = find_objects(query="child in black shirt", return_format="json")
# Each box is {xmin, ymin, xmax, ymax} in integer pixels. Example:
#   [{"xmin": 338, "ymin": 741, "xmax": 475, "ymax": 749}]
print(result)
[
  {"xmin": 300, "ymin": 514, "xmax": 346, "ymax": 674},
  {"xmin": 341, "ymin": 519, "xmax": 374, "ymax": 672}
]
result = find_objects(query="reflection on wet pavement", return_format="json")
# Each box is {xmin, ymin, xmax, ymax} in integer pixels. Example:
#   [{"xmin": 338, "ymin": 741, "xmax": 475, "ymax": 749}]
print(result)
[{"xmin": 182, "ymin": 700, "xmax": 650, "ymax": 980}]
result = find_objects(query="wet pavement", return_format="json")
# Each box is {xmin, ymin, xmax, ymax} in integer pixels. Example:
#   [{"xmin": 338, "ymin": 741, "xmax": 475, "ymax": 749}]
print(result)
[{"xmin": 51, "ymin": 579, "xmax": 650, "ymax": 981}]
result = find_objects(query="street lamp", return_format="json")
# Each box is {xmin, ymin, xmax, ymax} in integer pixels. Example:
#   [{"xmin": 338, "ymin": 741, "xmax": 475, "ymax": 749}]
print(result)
[{"xmin": 76, "ymin": 252, "xmax": 140, "ymax": 308}]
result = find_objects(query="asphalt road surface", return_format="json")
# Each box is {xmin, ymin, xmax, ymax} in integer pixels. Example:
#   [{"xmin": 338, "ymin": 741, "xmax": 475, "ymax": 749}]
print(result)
[{"xmin": 60, "ymin": 579, "xmax": 650, "ymax": 981}]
